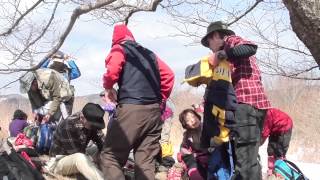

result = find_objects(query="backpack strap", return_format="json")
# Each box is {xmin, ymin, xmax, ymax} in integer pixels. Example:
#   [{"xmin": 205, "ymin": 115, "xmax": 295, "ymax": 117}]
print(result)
[
  {"xmin": 283, "ymin": 159, "xmax": 308, "ymax": 180},
  {"xmin": 275, "ymin": 164, "xmax": 295, "ymax": 180},
  {"xmin": 228, "ymin": 141, "xmax": 235, "ymax": 178}
]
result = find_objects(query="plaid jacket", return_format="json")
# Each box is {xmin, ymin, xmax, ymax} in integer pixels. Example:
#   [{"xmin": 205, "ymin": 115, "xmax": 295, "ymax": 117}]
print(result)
[
  {"xmin": 224, "ymin": 35, "xmax": 271, "ymax": 109},
  {"xmin": 49, "ymin": 112, "xmax": 104, "ymax": 156}
]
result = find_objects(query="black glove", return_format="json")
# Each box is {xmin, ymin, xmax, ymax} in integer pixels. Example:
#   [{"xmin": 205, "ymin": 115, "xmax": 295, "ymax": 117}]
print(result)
[{"xmin": 182, "ymin": 154, "xmax": 197, "ymax": 169}]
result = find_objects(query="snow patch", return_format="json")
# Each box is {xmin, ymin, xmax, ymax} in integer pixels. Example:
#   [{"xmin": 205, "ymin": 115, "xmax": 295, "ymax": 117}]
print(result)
[{"xmin": 259, "ymin": 140, "xmax": 320, "ymax": 179}]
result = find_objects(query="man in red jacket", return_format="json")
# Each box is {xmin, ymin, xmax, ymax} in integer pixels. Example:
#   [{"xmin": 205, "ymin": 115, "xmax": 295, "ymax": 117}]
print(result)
[
  {"xmin": 261, "ymin": 108, "xmax": 293, "ymax": 176},
  {"xmin": 100, "ymin": 24, "xmax": 174, "ymax": 180}
]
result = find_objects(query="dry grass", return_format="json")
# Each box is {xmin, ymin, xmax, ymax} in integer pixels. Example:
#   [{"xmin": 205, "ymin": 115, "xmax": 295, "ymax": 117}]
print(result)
[
  {"xmin": 267, "ymin": 79, "xmax": 320, "ymax": 162},
  {"xmin": 0, "ymin": 80, "xmax": 320, "ymax": 180}
]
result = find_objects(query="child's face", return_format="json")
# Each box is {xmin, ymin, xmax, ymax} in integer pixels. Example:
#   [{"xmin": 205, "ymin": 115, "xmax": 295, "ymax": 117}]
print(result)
[{"xmin": 185, "ymin": 112, "xmax": 200, "ymax": 129}]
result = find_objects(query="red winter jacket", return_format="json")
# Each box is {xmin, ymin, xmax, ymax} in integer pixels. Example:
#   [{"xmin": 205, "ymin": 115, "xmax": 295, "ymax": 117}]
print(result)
[
  {"xmin": 102, "ymin": 24, "xmax": 174, "ymax": 101},
  {"xmin": 261, "ymin": 108, "xmax": 293, "ymax": 138}
]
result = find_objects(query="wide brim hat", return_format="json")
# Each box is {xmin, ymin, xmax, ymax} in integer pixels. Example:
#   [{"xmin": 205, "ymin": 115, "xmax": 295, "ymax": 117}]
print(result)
[
  {"xmin": 201, "ymin": 21, "xmax": 235, "ymax": 47},
  {"xmin": 82, "ymin": 103, "xmax": 105, "ymax": 129}
]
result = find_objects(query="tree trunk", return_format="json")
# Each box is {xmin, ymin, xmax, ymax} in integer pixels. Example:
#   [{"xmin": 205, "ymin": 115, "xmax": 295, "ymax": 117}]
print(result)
[{"xmin": 283, "ymin": 0, "xmax": 320, "ymax": 66}]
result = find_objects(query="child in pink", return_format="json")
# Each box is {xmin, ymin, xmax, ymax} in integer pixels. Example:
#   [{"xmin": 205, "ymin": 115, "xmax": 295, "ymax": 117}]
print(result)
[
  {"xmin": 178, "ymin": 109, "xmax": 208, "ymax": 180},
  {"xmin": 261, "ymin": 108, "xmax": 293, "ymax": 175}
]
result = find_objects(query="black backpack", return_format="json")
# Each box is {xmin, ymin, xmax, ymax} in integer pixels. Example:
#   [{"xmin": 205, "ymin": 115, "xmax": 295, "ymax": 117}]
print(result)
[{"xmin": 0, "ymin": 150, "xmax": 44, "ymax": 180}]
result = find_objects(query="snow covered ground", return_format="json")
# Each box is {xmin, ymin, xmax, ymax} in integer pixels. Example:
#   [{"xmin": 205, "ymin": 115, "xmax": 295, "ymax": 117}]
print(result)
[
  {"xmin": 173, "ymin": 142, "xmax": 320, "ymax": 179},
  {"xmin": 259, "ymin": 142, "xmax": 320, "ymax": 179}
]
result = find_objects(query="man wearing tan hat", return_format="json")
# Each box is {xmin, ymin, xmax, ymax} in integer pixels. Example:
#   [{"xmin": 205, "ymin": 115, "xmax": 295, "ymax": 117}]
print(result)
[{"xmin": 200, "ymin": 21, "xmax": 270, "ymax": 180}]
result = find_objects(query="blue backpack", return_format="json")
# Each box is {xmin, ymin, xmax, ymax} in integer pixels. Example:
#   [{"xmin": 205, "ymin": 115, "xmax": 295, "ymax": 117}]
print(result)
[
  {"xmin": 36, "ymin": 124, "xmax": 54, "ymax": 154},
  {"xmin": 207, "ymin": 142, "xmax": 234, "ymax": 180},
  {"xmin": 274, "ymin": 159, "xmax": 309, "ymax": 180}
]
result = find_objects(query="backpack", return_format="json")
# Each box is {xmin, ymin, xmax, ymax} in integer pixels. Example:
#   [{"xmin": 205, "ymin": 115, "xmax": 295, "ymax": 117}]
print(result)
[
  {"xmin": 23, "ymin": 124, "xmax": 38, "ymax": 143},
  {"xmin": 274, "ymin": 159, "xmax": 309, "ymax": 180},
  {"xmin": 0, "ymin": 150, "xmax": 44, "ymax": 180},
  {"xmin": 207, "ymin": 142, "xmax": 234, "ymax": 180},
  {"xmin": 36, "ymin": 123, "xmax": 54, "ymax": 154},
  {"xmin": 35, "ymin": 68, "xmax": 74, "ymax": 102},
  {"xmin": 183, "ymin": 56, "xmax": 213, "ymax": 87}
]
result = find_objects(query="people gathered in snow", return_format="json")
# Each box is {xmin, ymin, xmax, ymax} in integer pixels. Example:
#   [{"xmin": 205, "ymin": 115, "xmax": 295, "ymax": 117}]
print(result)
[{"xmin": 0, "ymin": 22, "xmax": 300, "ymax": 180}]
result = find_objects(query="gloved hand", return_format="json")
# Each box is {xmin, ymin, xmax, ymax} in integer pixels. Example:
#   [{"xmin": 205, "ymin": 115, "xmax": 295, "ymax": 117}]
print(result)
[
  {"xmin": 216, "ymin": 50, "xmax": 228, "ymax": 60},
  {"xmin": 182, "ymin": 154, "xmax": 197, "ymax": 169}
]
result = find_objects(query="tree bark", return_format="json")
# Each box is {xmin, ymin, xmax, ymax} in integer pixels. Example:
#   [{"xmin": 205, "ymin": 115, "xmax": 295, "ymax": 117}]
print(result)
[{"xmin": 283, "ymin": 0, "xmax": 320, "ymax": 66}]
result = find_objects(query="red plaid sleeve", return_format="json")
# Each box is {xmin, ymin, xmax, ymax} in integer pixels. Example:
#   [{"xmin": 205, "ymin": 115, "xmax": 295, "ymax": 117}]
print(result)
[{"xmin": 225, "ymin": 35, "xmax": 271, "ymax": 109}]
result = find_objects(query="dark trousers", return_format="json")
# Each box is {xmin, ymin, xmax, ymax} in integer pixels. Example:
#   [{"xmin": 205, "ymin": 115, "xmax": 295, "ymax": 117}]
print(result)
[
  {"xmin": 267, "ymin": 128, "xmax": 292, "ymax": 158},
  {"xmin": 100, "ymin": 103, "xmax": 162, "ymax": 180},
  {"xmin": 231, "ymin": 104, "xmax": 266, "ymax": 180}
]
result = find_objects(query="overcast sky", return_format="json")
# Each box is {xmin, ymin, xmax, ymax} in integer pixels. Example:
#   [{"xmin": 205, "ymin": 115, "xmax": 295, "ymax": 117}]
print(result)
[
  {"xmin": 0, "ymin": 1, "xmax": 314, "ymax": 96},
  {"xmin": 0, "ymin": 9, "xmax": 211, "ymax": 96}
]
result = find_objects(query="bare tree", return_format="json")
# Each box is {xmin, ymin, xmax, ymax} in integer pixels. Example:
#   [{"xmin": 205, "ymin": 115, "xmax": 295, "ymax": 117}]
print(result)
[
  {"xmin": 0, "ymin": 0, "xmax": 319, "ymax": 90},
  {"xmin": 283, "ymin": 0, "xmax": 320, "ymax": 66},
  {"xmin": 0, "ymin": 0, "xmax": 163, "ymax": 74},
  {"xmin": 161, "ymin": 0, "xmax": 320, "ymax": 80}
]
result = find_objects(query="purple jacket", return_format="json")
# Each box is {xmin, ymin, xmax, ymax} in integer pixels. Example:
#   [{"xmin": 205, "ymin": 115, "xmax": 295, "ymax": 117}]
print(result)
[{"xmin": 9, "ymin": 119, "xmax": 28, "ymax": 137}]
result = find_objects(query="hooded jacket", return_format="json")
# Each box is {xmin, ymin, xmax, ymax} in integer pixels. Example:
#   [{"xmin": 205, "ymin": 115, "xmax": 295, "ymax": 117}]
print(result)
[
  {"xmin": 102, "ymin": 24, "xmax": 174, "ymax": 104},
  {"xmin": 262, "ymin": 108, "xmax": 293, "ymax": 139}
]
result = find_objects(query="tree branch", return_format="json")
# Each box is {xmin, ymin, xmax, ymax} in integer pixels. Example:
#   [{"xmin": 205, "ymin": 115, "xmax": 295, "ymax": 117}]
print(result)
[
  {"xmin": 0, "ymin": 0, "xmax": 43, "ymax": 36},
  {"xmin": 262, "ymin": 64, "xmax": 320, "ymax": 80},
  {"xmin": 9, "ymin": 0, "xmax": 60, "ymax": 65},
  {"xmin": 263, "ymin": 71, "xmax": 320, "ymax": 80},
  {"xmin": 0, "ymin": 0, "xmax": 117, "ymax": 72},
  {"xmin": 124, "ymin": 0, "xmax": 163, "ymax": 25},
  {"xmin": 0, "ymin": 74, "xmax": 26, "ymax": 89},
  {"xmin": 227, "ymin": 0, "xmax": 263, "ymax": 26}
]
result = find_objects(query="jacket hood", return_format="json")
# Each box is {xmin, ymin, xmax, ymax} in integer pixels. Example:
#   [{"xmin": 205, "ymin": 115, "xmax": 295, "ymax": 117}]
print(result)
[{"xmin": 112, "ymin": 24, "xmax": 135, "ymax": 46}]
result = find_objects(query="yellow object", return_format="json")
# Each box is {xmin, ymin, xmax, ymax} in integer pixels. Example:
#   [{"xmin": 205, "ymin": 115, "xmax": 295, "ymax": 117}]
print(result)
[
  {"xmin": 183, "ymin": 56, "xmax": 213, "ymax": 87},
  {"xmin": 184, "ymin": 56, "xmax": 233, "ymax": 147},
  {"xmin": 161, "ymin": 142, "xmax": 174, "ymax": 158},
  {"xmin": 211, "ymin": 59, "xmax": 232, "ymax": 82},
  {"xmin": 211, "ymin": 59, "xmax": 232, "ymax": 145},
  {"xmin": 212, "ymin": 126, "xmax": 230, "ymax": 146}
]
